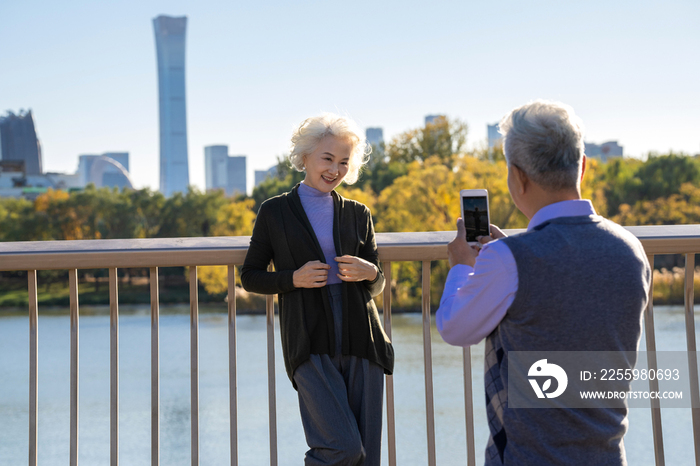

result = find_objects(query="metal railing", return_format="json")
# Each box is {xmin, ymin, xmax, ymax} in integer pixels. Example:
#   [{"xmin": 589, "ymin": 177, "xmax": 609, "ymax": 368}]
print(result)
[{"xmin": 1, "ymin": 224, "xmax": 700, "ymax": 466}]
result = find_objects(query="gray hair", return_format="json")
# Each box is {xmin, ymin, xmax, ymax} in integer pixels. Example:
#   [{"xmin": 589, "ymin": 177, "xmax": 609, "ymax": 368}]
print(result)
[
  {"xmin": 499, "ymin": 100, "xmax": 585, "ymax": 190},
  {"xmin": 289, "ymin": 113, "xmax": 370, "ymax": 185}
]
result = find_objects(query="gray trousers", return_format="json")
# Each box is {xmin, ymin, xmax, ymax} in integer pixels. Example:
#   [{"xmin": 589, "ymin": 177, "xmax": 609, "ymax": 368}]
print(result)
[{"xmin": 293, "ymin": 284, "xmax": 384, "ymax": 466}]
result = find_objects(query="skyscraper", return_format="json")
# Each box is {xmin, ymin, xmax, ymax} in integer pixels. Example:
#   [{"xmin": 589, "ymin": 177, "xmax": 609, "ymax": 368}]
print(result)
[
  {"xmin": 153, "ymin": 15, "xmax": 189, "ymax": 197},
  {"xmin": 365, "ymin": 127, "xmax": 385, "ymax": 167},
  {"xmin": 227, "ymin": 156, "xmax": 246, "ymax": 196},
  {"xmin": 204, "ymin": 145, "xmax": 228, "ymax": 191},
  {"xmin": 204, "ymin": 145, "xmax": 247, "ymax": 196},
  {"xmin": 0, "ymin": 110, "xmax": 43, "ymax": 175},
  {"xmin": 584, "ymin": 141, "xmax": 623, "ymax": 163},
  {"xmin": 487, "ymin": 123, "xmax": 502, "ymax": 148},
  {"xmin": 425, "ymin": 114, "xmax": 445, "ymax": 125},
  {"xmin": 255, "ymin": 165, "xmax": 278, "ymax": 187},
  {"xmin": 365, "ymin": 128, "xmax": 384, "ymax": 147}
]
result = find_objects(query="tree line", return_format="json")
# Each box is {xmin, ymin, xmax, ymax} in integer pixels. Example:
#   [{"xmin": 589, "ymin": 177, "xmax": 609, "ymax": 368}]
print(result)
[{"xmin": 1, "ymin": 116, "xmax": 699, "ymax": 307}]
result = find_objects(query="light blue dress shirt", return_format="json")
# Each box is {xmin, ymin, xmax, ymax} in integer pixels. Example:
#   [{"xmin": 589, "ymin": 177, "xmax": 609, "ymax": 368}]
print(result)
[{"xmin": 436, "ymin": 199, "xmax": 597, "ymax": 346}]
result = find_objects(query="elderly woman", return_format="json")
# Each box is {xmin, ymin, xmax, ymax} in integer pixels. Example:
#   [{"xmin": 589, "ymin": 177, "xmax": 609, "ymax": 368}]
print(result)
[{"xmin": 241, "ymin": 113, "xmax": 394, "ymax": 465}]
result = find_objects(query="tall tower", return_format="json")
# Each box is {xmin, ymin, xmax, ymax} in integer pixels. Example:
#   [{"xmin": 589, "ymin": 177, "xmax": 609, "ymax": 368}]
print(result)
[{"xmin": 153, "ymin": 15, "xmax": 189, "ymax": 197}]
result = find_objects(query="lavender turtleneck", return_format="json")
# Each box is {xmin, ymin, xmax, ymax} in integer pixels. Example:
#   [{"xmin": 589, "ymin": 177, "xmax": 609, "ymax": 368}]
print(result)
[{"xmin": 298, "ymin": 182, "xmax": 342, "ymax": 285}]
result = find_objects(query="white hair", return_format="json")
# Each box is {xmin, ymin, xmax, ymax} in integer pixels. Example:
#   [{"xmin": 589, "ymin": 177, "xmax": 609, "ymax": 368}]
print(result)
[
  {"xmin": 499, "ymin": 100, "xmax": 585, "ymax": 190},
  {"xmin": 289, "ymin": 113, "xmax": 370, "ymax": 185}
]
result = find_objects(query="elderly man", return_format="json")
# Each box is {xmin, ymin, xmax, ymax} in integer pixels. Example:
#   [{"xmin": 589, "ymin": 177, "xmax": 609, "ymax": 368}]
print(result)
[{"xmin": 437, "ymin": 100, "xmax": 651, "ymax": 465}]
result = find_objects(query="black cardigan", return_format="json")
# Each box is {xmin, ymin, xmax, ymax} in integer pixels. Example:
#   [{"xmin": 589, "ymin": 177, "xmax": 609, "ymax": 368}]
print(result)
[{"xmin": 240, "ymin": 184, "xmax": 394, "ymax": 386}]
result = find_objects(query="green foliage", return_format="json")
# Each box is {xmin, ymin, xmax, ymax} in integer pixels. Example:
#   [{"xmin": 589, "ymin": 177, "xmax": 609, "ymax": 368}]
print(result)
[
  {"xmin": 597, "ymin": 153, "xmax": 700, "ymax": 216},
  {"xmin": 155, "ymin": 187, "xmax": 228, "ymax": 237},
  {"xmin": 0, "ymin": 196, "xmax": 35, "ymax": 241},
  {"xmin": 0, "ymin": 186, "xmax": 258, "ymax": 242},
  {"xmin": 630, "ymin": 152, "xmax": 700, "ymax": 199},
  {"xmin": 358, "ymin": 159, "xmax": 408, "ymax": 195},
  {"xmin": 613, "ymin": 183, "xmax": 700, "ymax": 226},
  {"xmin": 386, "ymin": 116, "xmax": 468, "ymax": 169}
]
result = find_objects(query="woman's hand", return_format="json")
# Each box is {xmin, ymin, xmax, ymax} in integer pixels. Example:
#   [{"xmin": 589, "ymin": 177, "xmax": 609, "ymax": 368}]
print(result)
[
  {"xmin": 335, "ymin": 255, "xmax": 378, "ymax": 282},
  {"xmin": 293, "ymin": 260, "xmax": 331, "ymax": 288}
]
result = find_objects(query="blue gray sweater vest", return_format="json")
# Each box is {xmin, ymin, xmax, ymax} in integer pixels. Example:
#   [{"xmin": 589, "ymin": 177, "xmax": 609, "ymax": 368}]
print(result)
[{"xmin": 484, "ymin": 215, "xmax": 651, "ymax": 465}]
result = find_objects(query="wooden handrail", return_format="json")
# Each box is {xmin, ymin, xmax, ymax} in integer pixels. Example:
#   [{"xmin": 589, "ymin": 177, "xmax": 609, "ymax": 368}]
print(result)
[{"xmin": 1, "ymin": 225, "xmax": 699, "ymax": 270}]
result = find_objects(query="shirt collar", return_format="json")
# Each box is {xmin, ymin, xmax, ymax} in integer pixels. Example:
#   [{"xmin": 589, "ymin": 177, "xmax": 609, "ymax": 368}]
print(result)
[
  {"xmin": 527, "ymin": 199, "xmax": 597, "ymax": 231},
  {"xmin": 299, "ymin": 181, "xmax": 332, "ymax": 198}
]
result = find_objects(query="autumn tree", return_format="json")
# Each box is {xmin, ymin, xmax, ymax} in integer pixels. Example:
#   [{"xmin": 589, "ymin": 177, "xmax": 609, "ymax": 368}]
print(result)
[
  {"xmin": 198, "ymin": 198, "xmax": 258, "ymax": 295},
  {"xmin": 0, "ymin": 196, "xmax": 37, "ymax": 241},
  {"xmin": 386, "ymin": 116, "xmax": 468, "ymax": 169},
  {"xmin": 358, "ymin": 116, "xmax": 469, "ymax": 195},
  {"xmin": 372, "ymin": 153, "xmax": 526, "ymax": 307}
]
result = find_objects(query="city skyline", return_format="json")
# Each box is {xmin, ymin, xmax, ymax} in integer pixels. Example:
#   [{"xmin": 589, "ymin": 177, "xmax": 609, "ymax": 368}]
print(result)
[{"xmin": 1, "ymin": 1, "xmax": 698, "ymax": 195}]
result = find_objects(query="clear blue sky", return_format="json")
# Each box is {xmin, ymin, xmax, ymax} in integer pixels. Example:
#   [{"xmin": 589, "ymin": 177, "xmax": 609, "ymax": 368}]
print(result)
[{"xmin": 2, "ymin": 0, "xmax": 698, "ymax": 193}]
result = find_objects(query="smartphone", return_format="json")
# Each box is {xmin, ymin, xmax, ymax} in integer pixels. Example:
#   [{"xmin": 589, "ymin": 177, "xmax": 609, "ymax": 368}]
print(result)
[{"xmin": 460, "ymin": 189, "xmax": 490, "ymax": 244}]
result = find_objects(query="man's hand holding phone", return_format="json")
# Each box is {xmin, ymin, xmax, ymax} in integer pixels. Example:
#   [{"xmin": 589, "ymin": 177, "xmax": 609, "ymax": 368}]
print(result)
[
  {"xmin": 448, "ymin": 218, "xmax": 480, "ymax": 268},
  {"xmin": 476, "ymin": 224, "xmax": 507, "ymax": 246},
  {"xmin": 448, "ymin": 220, "xmax": 507, "ymax": 268}
]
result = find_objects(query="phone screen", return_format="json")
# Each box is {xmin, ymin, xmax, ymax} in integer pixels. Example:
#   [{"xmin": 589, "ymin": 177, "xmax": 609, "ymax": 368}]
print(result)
[{"xmin": 462, "ymin": 196, "xmax": 489, "ymax": 242}]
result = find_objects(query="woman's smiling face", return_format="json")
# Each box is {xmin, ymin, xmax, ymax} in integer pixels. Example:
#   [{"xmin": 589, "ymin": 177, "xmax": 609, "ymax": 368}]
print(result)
[{"xmin": 302, "ymin": 136, "xmax": 352, "ymax": 192}]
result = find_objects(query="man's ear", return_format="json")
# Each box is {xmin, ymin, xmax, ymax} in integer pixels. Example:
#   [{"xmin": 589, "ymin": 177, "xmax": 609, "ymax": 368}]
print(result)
[
  {"xmin": 512, "ymin": 164, "xmax": 529, "ymax": 195},
  {"xmin": 580, "ymin": 155, "xmax": 587, "ymax": 182}
]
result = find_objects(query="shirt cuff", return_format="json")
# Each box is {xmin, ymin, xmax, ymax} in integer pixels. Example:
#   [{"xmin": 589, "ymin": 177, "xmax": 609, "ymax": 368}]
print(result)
[{"xmin": 366, "ymin": 264, "xmax": 381, "ymax": 285}]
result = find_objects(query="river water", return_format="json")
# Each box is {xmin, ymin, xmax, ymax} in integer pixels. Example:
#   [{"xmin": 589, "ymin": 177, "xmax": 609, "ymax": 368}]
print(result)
[{"xmin": 0, "ymin": 305, "xmax": 697, "ymax": 465}]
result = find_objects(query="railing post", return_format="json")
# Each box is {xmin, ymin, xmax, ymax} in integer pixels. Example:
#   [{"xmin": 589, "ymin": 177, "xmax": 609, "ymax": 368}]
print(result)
[
  {"xmin": 69, "ymin": 269, "xmax": 79, "ymax": 466},
  {"xmin": 644, "ymin": 255, "xmax": 665, "ymax": 466},
  {"xmin": 28, "ymin": 270, "xmax": 38, "ymax": 466},
  {"xmin": 189, "ymin": 267, "xmax": 200, "ymax": 466},
  {"xmin": 421, "ymin": 261, "xmax": 436, "ymax": 466},
  {"xmin": 462, "ymin": 347, "xmax": 475, "ymax": 466},
  {"xmin": 109, "ymin": 268, "xmax": 119, "ymax": 466},
  {"xmin": 684, "ymin": 254, "xmax": 700, "ymax": 465},
  {"xmin": 382, "ymin": 261, "xmax": 396, "ymax": 466},
  {"xmin": 266, "ymin": 263, "xmax": 278, "ymax": 466},
  {"xmin": 228, "ymin": 266, "xmax": 238, "ymax": 466},
  {"xmin": 150, "ymin": 267, "xmax": 160, "ymax": 466}
]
